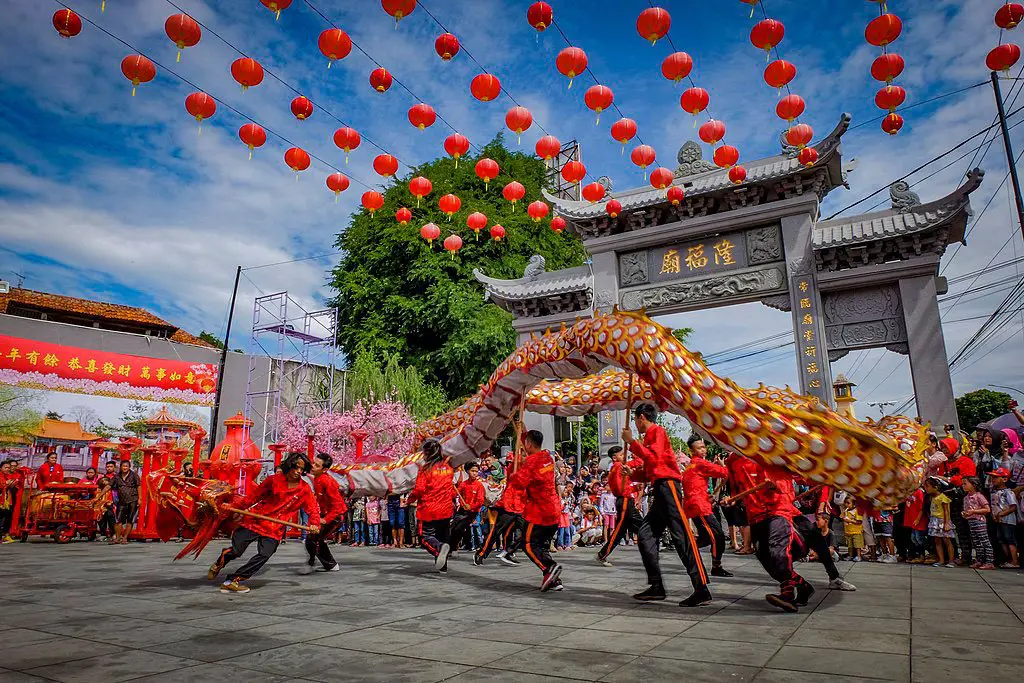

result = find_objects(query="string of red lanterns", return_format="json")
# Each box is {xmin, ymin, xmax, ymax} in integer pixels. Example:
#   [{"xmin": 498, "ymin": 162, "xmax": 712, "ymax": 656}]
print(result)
[
  {"xmin": 864, "ymin": 3, "xmax": 907, "ymax": 135},
  {"xmin": 987, "ymin": 3, "xmax": 1023, "ymax": 76}
]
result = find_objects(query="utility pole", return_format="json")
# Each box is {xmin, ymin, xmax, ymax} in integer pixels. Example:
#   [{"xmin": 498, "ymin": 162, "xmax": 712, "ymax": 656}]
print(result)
[
  {"xmin": 209, "ymin": 265, "xmax": 242, "ymax": 453},
  {"xmin": 991, "ymin": 71, "xmax": 1024, "ymax": 241}
]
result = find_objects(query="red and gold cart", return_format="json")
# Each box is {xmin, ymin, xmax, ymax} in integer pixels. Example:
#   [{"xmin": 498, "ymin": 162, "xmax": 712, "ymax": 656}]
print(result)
[{"xmin": 20, "ymin": 482, "xmax": 102, "ymax": 543}]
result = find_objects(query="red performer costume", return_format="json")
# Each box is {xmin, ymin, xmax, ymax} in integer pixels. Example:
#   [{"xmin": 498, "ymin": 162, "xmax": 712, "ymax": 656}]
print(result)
[
  {"xmin": 406, "ymin": 439, "xmax": 456, "ymax": 573},
  {"xmin": 36, "ymin": 456, "xmax": 64, "ymax": 490},
  {"xmin": 449, "ymin": 462, "xmax": 485, "ymax": 553},
  {"xmin": 596, "ymin": 445, "xmax": 645, "ymax": 564},
  {"xmin": 301, "ymin": 452, "xmax": 348, "ymax": 573},
  {"xmin": 476, "ymin": 459, "xmax": 527, "ymax": 566},
  {"xmin": 681, "ymin": 435, "xmax": 732, "ymax": 576},
  {"xmin": 0, "ymin": 459, "xmax": 20, "ymax": 542},
  {"xmin": 508, "ymin": 429, "xmax": 563, "ymax": 591}
]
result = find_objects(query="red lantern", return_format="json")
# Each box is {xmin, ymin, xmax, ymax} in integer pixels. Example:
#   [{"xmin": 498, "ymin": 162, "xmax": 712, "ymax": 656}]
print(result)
[
  {"xmin": 396, "ymin": 207, "xmax": 412, "ymax": 225},
  {"xmin": 421, "ymin": 222, "xmax": 441, "ymax": 244},
  {"xmin": 505, "ymin": 106, "xmax": 533, "ymax": 142},
  {"xmin": 667, "ymin": 186, "xmax": 685, "ymax": 205},
  {"xmin": 362, "ymin": 190, "xmax": 384, "ymax": 214},
  {"xmin": 582, "ymin": 182, "xmax": 606, "ymax": 203},
  {"xmin": 185, "ymin": 92, "xmax": 216, "ymax": 128},
  {"xmin": 865, "ymin": 14, "xmax": 902, "ymax": 47},
  {"xmin": 874, "ymin": 85, "xmax": 906, "ymax": 112},
  {"xmin": 475, "ymin": 158, "xmax": 500, "ymax": 188},
  {"xmin": 383, "ymin": 0, "xmax": 416, "ymax": 24},
  {"xmin": 164, "ymin": 13, "xmax": 201, "ymax": 62},
  {"xmin": 503, "ymin": 181, "xmax": 526, "ymax": 208},
  {"xmin": 444, "ymin": 134, "xmax": 470, "ymax": 166},
  {"xmin": 326, "ymin": 172, "xmax": 350, "ymax": 201},
  {"xmin": 435, "ymin": 33, "xmax": 460, "ymax": 61},
  {"xmin": 776, "ymin": 93, "xmax": 805, "ymax": 122},
  {"xmin": 369, "ymin": 67, "xmax": 393, "ymax": 92},
  {"xmin": 611, "ymin": 118, "xmax": 638, "ymax": 148},
  {"xmin": 729, "ymin": 166, "xmax": 747, "ymax": 185},
  {"xmin": 584, "ymin": 85, "xmax": 614, "ymax": 123},
  {"xmin": 713, "ymin": 144, "xmax": 739, "ymax": 168},
  {"xmin": 528, "ymin": 200, "xmax": 550, "ymax": 222},
  {"xmin": 467, "ymin": 211, "xmax": 488, "ymax": 239},
  {"xmin": 409, "ymin": 176, "xmax": 433, "ymax": 206},
  {"xmin": 231, "ymin": 57, "xmax": 264, "ymax": 91},
  {"xmin": 630, "ymin": 144, "xmax": 656, "ymax": 170},
  {"xmin": 373, "ymin": 153, "xmax": 399, "ymax": 178},
  {"xmin": 764, "ymin": 59, "xmax": 796, "ymax": 90},
  {"xmin": 871, "ymin": 53, "xmax": 905, "ymax": 84},
  {"xmin": 333, "ymin": 127, "xmax": 361, "ymax": 162},
  {"xmin": 53, "ymin": 9, "xmax": 82, "ymax": 38},
  {"xmin": 551, "ymin": 216, "xmax": 566, "ymax": 233},
  {"xmin": 661, "ymin": 51, "xmax": 693, "ymax": 83},
  {"xmin": 882, "ymin": 112, "xmax": 904, "ymax": 135},
  {"xmin": 238, "ymin": 123, "xmax": 267, "ymax": 159},
  {"xmin": 285, "ymin": 147, "xmax": 311, "ymax": 173},
  {"xmin": 698, "ymin": 119, "xmax": 726, "ymax": 146},
  {"xmin": 490, "ymin": 224, "xmax": 506, "ymax": 241},
  {"xmin": 121, "ymin": 55, "xmax": 156, "ymax": 96},
  {"xmin": 680, "ymin": 87, "xmax": 710, "ymax": 117},
  {"xmin": 561, "ymin": 161, "xmax": 586, "ymax": 184},
  {"xmin": 750, "ymin": 19, "xmax": 785, "ymax": 54},
  {"xmin": 556, "ymin": 47, "xmax": 588, "ymax": 87},
  {"xmin": 291, "ymin": 96, "xmax": 314, "ymax": 120},
  {"xmin": 319, "ymin": 28, "xmax": 352, "ymax": 67},
  {"xmin": 527, "ymin": 2, "xmax": 553, "ymax": 31},
  {"xmin": 443, "ymin": 234, "xmax": 463, "ymax": 259},
  {"xmin": 605, "ymin": 199, "xmax": 622, "ymax": 218},
  {"xmin": 409, "ymin": 103, "xmax": 436, "ymax": 130},
  {"xmin": 988, "ymin": 43, "xmax": 1022, "ymax": 72},
  {"xmin": 636, "ymin": 7, "xmax": 671, "ymax": 45},
  {"xmin": 535, "ymin": 134, "xmax": 561, "ymax": 161},
  {"xmin": 798, "ymin": 148, "xmax": 819, "ymax": 167},
  {"xmin": 471, "ymin": 73, "xmax": 501, "ymax": 102},
  {"xmin": 997, "ymin": 3, "xmax": 1024, "ymax": 29},
  {"xmin": 785, "ymin": 123, "xmax": 814, "ymax": 149},
  {"xmin": 260, "ymin": 0, "xmax": 291, "ymax": 20},
  {"xmin": 650, "ymin": 167, "xmax": 674, "ymax": 190},
  {"xmin": 439, "ymin": 193, "xmax": 462, "ymax": 219}
]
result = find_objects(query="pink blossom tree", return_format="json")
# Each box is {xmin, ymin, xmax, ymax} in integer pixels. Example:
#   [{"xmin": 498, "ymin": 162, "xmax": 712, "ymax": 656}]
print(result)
[{"xmin": 277, "ymin": 400, "xmax": 416, "ymax": 466}]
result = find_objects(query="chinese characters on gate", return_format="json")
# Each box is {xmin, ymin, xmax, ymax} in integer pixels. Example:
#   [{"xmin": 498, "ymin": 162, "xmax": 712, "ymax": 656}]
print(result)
[
  {"xmin": 796, "ymin": 278, "xmax": 823, "ymax": 392},
  {"xmin": 660, "ymin": 238, "xmax": 736, "ymax": 275}
]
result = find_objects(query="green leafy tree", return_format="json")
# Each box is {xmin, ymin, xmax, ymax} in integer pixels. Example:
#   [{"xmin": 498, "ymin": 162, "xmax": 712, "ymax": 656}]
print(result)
[
  {"xmin": 345, "ymin": 352, "xmax": 451, "ymax": 420},
  {"xmin": 0, "ymin": 387, "xmax": 42, "ymax": 440},
  {"xmin": 121, "ymin": 400, "xmax": 148, "ymax": 436},
  {"xmin": 956, "ymin": 389, "xmax": 1011, "ymax": 431},
  {"xmin": 331, "ymin": 134, "xmax": 586, "ymax": 401},
  {"xmin": 198, "ymin": 331, "xmax": 225, "ymax": 349}
]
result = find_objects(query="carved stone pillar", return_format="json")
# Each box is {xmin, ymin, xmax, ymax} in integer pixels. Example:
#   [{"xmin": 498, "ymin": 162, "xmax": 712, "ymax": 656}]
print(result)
[
  {"xmin": 590, "ymin": 251, "xmax": 617, "ymax": 314},
  {"xmin": 899, "ymin": 275, "xmax": 958, "ymax": 430}
]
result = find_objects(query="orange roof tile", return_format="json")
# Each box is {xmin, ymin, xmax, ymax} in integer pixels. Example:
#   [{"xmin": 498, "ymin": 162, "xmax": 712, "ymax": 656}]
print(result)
[
  {"xmin": 29, "ymin": 418, "xmax": 102, "ymax": 443},
  {"xmin": 144, "ymin": 406, "xmax": 202, "ymax": 429}
]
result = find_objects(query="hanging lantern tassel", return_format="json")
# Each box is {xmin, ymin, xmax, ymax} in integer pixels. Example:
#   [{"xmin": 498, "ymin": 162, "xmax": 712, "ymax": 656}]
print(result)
[
  {"xmin": 101, "ymin": 0, "xmax": 106, "ymax": 12},
  {"xmin": 131, "ymin": 79, "xmax": 139, "ymax": 97},
  {"xmin": 247, "ymin": 144, "xmax": 254, "ymax": 160}
]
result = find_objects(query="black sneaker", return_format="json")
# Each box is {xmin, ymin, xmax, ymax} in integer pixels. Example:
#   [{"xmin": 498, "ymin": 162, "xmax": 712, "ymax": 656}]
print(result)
[
  {"xmin": 765, "ymin": 592, "xmax": 799, "ymax": 613},
  {"xmin": 550, "ymin": 579, "xmax": 564, "ymax": 591},
  {"xmin": 711, "ymin": 565, "xmax": 733, "ymax": 578},
  {"xmin": 473, "ymin": 553, "xmax": 484, "ymax": 566},
  {"xmin": 541, "ymin": 564, "xmax": 563, "ymax": 592},
  {"xmin": 679, "ymin": 587, "xmax": 713, "ymax": 607},
  {"xmin": 794, "ymin": 582, "xmax": 815, "ymax": 606},
  {"xmin": 633, "ymin": 584, "xmax": 667, "ymax": 601},
  {"xmin": 500, "ymin": 553, "xmax": 520, "ymax": 566}
]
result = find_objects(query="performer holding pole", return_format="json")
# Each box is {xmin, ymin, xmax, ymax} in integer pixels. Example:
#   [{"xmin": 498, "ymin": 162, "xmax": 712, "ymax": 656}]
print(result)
[
  {"xmin": 449, "ymin": 462, "xmax": 485, "ymax": 553},
  {"xmin": 406, "ymin": 439, "xmax": 457, "ymax": 573},
  {"xmin": 509, "ymin": 429, "xmax": 564, "ymax": 592},
  {"xmin": 623, "ymin": 403, "xmax": 713, "ymax": 608},
  {"xmin": 475, "ymin": 398, "xmax": 528, "ymax": 567},
  {"xmin": 209, "ymin": 452, "xmax": 320, "ymax": 594},
  {"xmin": 595, "ymin": 445, "xmax": 645, "ymax": 566},
  {"xmin": 299, "ymin": 452, "xmax": 347, "ymax": 574},
  {"xmin": 681, "ymin": 434, "xmax": 733, "ymax": 578}
]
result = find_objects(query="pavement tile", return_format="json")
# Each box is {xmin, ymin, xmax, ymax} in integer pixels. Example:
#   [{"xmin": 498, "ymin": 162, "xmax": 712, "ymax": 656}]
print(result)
[
  {"xmin": 787, "ymin": 627, "xmax": 909, "ymax": 655},
  {"xmin": 602, "ymin": 656, "xmax": 760, "ymax": 682},
  {"xmin": 752, "ymin": 672, "xmax": 892, "ymax": 683},
  {"xmin": 125, "ymin": 663, "xmax": 290, "ymax": 682},
  {"xmin": 766, "ymin": 644, "xmax": 909, "ymax": 681},
  {"xmin": 447, "ymin": 669, "xmax": 581, "ymax": 683},
  {"xmin": 143, "ymin": 630, "xmax": 294, "ymax": 663},
  {"xmin": 488, "ymin": 645, "xmax": 636, "ymax": 681},
  {"xmin": 0, "ymin": 628, "xmax": 64, "ymax": 649},
  {"xmin": 25, "ymin": 651, "xmax": 199, "ymax": 683},
  {"xmin": 550, "ymin": 628, "xmax": 671, "ymax": 655},
  {"xmin": 802, "ymin": 613, "xmax": 910, "ymax": 634},
  {"xmin": 682, "ymin": 621, "xmax": 798, "ymax": 645},
  {"xmin": 509, "ymin": 611, "xmax": 611, "ymax": 628},
  {"xmin": 910, "ymin": 618, "xmax": 1024, "ymax": 642},
  {"xmin": 303, "ymin": 651, "xmax": 470, "ymax": 683},
  {"xmin": 647, "ymin": 635, "xmax": 781, "ymax": 666},
  {"xmin": 1, "ymin": 638, "xmax": 122, "ymax": 670},
  {"xmin": 179, "ymin": 612, "xmax": 293, "ymax": 631},
  {"xmin": 0, "ymin": 608, "xmax": 96, "ymax": 630},
  {"xmin": 586, "ymin": 615, "xmax": 697, "ymax": 636},
  {"xmin": 310, "ymin": 627, "xmax": 439, "ymax": 653},
  {"xmin": 0, "ymin": 673, "xmax": 53, "ymax": 683},
  {"xmin": 241, "ymin": 618, "xmax": 359, "ymax": 643},
  {"xmin": 911, "ymin": 656, "xmax": 1019, "ymax": 682},
  {"xmin": 392, "ymin": 635, "xmax": 530, "ymax": 666},
  {"xmin": 911, "ymin": 635, "xmax": 1019, "ymax": 663},
  {"xmin": 468, "ymin": 622, "xmax": 574, "ymax": 645},
  {"xmin": 217, "ymin": 644, "xmax": 340, "ymax": 677}
]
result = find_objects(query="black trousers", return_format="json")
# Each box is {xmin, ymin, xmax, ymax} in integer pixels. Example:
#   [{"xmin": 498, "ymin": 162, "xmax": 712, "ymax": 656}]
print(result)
[
  {"xmin": 792, "ymin": 514, "xmax": 840, "ymax": 581},
  {"xmin": 449, "ymin": 510, "xmax": 476, "ymax": 550},
  {"xmin": 598, "ymin": 496, "xmax": 643, "ymax": 559},
  {"xmin": 221, "ymin": 527, "xmax": 280, "ymax": 581},
  {"xmin": 524, "ymin": 522, "xmax": 558, "ymax": 573},
  {"xmin": 951, "ymin": 493, "xmax": 972, "ymax": 561},
  {"xmin": 0, "ymin": 507, "xmax": 12, "ymax": 536},
  {"xmin": 477, "ymin": 508, "xmax": 522, "ymax": 559},
  {"xmin": 751, "ymin": 516, "xmax": 808, "ymax": 593},
  {"xmin": 305, "ymin": 516, "xmax": 343, "ymax": 569},
  {"xmin": 98, "ymin": 509, "xmax": 115, "ymax": 537},
  {"xmin": 636, "ymin": 479, "xmax": 708, "ymax": 591},
  {"xmin": 693, "ymin": 513, "xmax": 726, "ymax": 566},
  {"xmin": 420, "ymin": 519, "xmax": 450, "ymax": 557}
]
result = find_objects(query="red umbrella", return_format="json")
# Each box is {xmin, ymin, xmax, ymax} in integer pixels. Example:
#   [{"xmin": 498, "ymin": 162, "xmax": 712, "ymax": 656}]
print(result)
[
  {"xmin": 439, "ymin": 193, "xmax": 462, "ymax": 219},
  {"xmin": 527, "ymin": 201, "xmax": 550, "ymax": 222},
  {"xmin": 369, "ymin": 68, "xmax": 393, "ymax": 92},
  {"xmin": 319, "ymin": 28, "xmax": 352, "ymax": 67},
  {"xmin": 471, "ymin": 73, "xmax": 501, "ymax": 102},
  {"xmin": 582, "ymin": 182, "xmax": 606, "ymax": 203},
  {"xmin": 409, "ymin": 103, "xmax": 437, "ymax": 130},
  {"xmin": 435, "ymin": 33, "xmax": 460, "ymax": 61},
  {"xmin": 396, "ymin": 207, "xmax": 412, "ymax": 225},
  {"xmin": 505, "ymin": 106, "xmax": 533, "ymax": 142},
  {"xmin": 238, "ymin": 123, "xmax": 267, "ymax": 159},
  {"xmin": 362, "ymin": 190, "xmax": 384, "ymax": 214},
  {"xmin": 636, "ymin": 7, "xmax": 671, "ymax": 45},
  {"xmin": 291, "ymin": 96, "xmax": 314, "ymax": 120},
  {"xmin": 285, "ymin": 147, "xmax": 311, "ymax": 174},
  {"xmin": 121, "ymin": 55, "xmax": 156, "ymax": 96},
  {"xmin": 584, "ymin": 85, "xmax": 614, "ymax": 124},
  {"xmin": 373, "ymin": 154, "xmax": 399, "ymax": 178},
  {"xmin": 164, "ymin": 13, "xmax": 201, "ymax": 62},
  {"xmin": 231, "ymin": 57, "xmax": 264, "ymax": 91},
  {"xmin": 409, "ymin": 176, "xmax": 433, "ymax": 206},
  {"xmin": 503, "ymin": 181, "xmax": 526, "ymax": 209},
  {"xmin": 326, "ymin": 172, "xmax": 350, "ymax": 201},
  {"xmin": 475, "ymin": 158, "xmax": 500, "ymax": 188},
  {"xmin": 444, "ymin": 134, "xmax": 470, "ymax": 166},
  {"xmin": 605, "ymin": 199, "xmax": 622, "ymax": 217},
  {"xmin": 556, "ymin": 47, "xmax": 588, "ymax": 88},
  {"xmin": 333, "ymin": 127, "xmax": 361, "ymax": 162},
  {"xmin": 527, "ymin": 2, "xmax": 553, "ymax": 31},
  {"xmin": 53, "ymin": 9, "xmax": 82, "ymax": 38},
  {"xmin": 536, "ymin": 135, "xmax": 561, "ymax": 161}
]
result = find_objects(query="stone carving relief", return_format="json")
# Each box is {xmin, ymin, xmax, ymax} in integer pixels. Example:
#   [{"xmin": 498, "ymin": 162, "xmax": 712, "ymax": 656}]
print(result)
[
  {"xmin": 593, "ymin": 289, "xmax": 615, "ymax": 312},
  {"xmin": 620, "ymin": 266, "xmax": 785, "ymax": 311},
  {"xmin": 889, "ymin": 180, "xmax": 921, "ymax": 213},
  {"xmin": 618, "ymin": 251, "xmax": 649, "ymax": 287},
  {"xmin": 779, "ymin": 129, "xmax": 800, "ymax": 158},
  {"xmin": 676, "ymin": 140, "xmax": 716, "ymax": 177},
  {"xmin": 822, "ymin": 285, "xmax": 902, "ymax": 325},
  {"xmin": 523, "ymin": 254, "xmax": 546, "ymax": 282},
  {"xmin": 745, "ymin": 225, "xmax": 783, "ymax": 264}
]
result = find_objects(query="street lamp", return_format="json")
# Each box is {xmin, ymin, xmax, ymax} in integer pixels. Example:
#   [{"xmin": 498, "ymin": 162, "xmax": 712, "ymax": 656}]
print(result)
[{"xmin": 867, "ymin": 400, "xmax": 898, "ymax": 417}]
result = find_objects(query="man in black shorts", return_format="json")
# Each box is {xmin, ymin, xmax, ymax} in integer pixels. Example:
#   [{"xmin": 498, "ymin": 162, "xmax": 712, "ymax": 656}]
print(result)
[{"xmin": 112, "ymin": 460, "xmax": 141, "ymax": 544}]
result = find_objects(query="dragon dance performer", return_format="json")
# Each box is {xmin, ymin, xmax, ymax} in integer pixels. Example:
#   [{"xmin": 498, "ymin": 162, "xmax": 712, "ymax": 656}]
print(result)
[
  {"xmin": 595, "ymin": 446, "xmax": 645, "ymax": 567},
  {"xmin": 622, "ymin": 403, "xmax": 713, "ymax": 608},
  {"xmin": 406, "ymin": 439, "xmax": 456, "ymax": 573},
  {"xmin": 475, "ymin": 458, "xmax": 527, "ymax": 567},
  {"xmin": 508, "ymin": 429, "xmax": 564, "ymax": 591},
  {"xmin": 682, "ymin": 435, "xmax": 733, "ymax": 578},
  {"xmin": 209, "ymin": 453, "xmax": 320, "ymax": 594},
  {"xmin": 299, "ymin": 452, "xmax": 347, "ymax": 574},
  {"xmin": 449, "ymin": 462, "xmax": 485, "ymax": 553}
]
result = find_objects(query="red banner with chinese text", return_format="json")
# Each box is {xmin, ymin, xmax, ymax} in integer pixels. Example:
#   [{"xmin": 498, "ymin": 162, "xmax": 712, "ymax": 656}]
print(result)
[{"xmin": 0, "ymin": 335, "xmax": 218, "ymax": 406}]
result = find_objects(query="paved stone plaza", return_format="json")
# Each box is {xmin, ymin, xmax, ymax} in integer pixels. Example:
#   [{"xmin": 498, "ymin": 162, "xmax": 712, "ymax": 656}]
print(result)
[{"xmin": 1, "ymin": 541, "xmax": 1021, "ymax": 682}]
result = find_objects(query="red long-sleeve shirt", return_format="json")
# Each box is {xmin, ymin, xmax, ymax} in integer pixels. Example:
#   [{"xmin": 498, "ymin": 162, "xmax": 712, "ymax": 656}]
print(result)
[
  {"xmin": 628, "ymin": 424, "xmax": 681, "ymax": 482},
  {"xmin": 607, "ymin": 459, "xmax": 643, "ymax": 499},
  {"xmin": 36, "ymin": 463, "xmax": 64, "ymax": 489},
  {"xmin": 743, "ymin": 464, "xmax": 797, "ymax": 525},
  {"xmin": 236, "ymin": 472, "xmax": 320, "ymax": 540},
  {"xmin": 497, "ymin": 477, "xmax": 526, "ymax": 514},
  {"xmin": 457, "ymin": 479, "xmax": 485, "ymax": 513},
  {"xmin": 681, "ymin": 456, "xmax": 728, "ymax": 518},
  {"xmin": 407, "ymin": 461, "xmax": 456, "ymax": 522},
  {"xmin": 726, "ymin": 452, "xmax": 759, "ymax": 493},
  {"xmin": 314, "ymin": 472, "xmax": 347, "ymax": 522},
  {"xmin": 508, "ymin": 449, "xmax": 561, "ymax": 526}
]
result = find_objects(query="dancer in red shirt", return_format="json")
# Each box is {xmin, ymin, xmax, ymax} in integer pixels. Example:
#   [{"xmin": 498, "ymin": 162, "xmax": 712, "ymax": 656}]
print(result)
[
  {"xmin": 623, "ymin": 404, "xmax": 712, "ymax": 607},
  {"xmin": 508, "ymin": 430, "xmax": 564, "ymax": 591},
  {"xmin": 299, "ymin": 452, "xmax": 348, "ymax": 574},
  {"xmin": 209, "ymin": 453, "xmax": 320, "ymax": 594},
  {"xmin": 682, "ymin": 435, "xmax": 732, "ymax": 577},
  {"xmin": 406, "ymin": 439, "xmax": 457, "ymax": 573},
  {"xmin": 596, "ymin": 446, "xmax": 645, "ymax": 566},
  {"xmin": 449, "ymin": 462, "xmax": 485, "ymax": 553},
  {"xmin": 36, "ymin": 453, "xmax": 64, "ymax": 490}
]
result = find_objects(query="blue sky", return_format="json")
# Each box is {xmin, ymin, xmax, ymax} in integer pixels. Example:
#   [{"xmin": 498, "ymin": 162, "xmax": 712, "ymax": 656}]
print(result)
[{"xmin": 1, "ymin": 0, "xmax": 1022, "ymax": 424}]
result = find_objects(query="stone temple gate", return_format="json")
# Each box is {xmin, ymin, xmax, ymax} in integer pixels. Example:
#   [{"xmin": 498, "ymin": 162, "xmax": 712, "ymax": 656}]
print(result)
[{"xmin": 474, "ymin": 114, "xmax": 984, "ymax": 447}]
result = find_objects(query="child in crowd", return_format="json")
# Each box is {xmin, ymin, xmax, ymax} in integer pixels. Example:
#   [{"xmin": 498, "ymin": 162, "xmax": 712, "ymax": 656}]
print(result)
[
  {"xmin": 379, "ymin": 496, "xmax": 391, "ymax": 547},
  {"xmin": 598, "ymin": 487, "xmax": 617, "ymax": 544},
  {"xmin": 842, "ymin": 498, "xmax": 864, "ymax": 561},
  {"xmin": 861, "ymin": 511, "xmax": 878, "ymax": 561},
  {"xmin": 578, "ymin": 508, "xmax": 602, "ymax": 546},
  {"xmin": 366, "ymin": 497, "xmax": 381, "ymax": 546},
  {"xmin": 874, "ymin": 507, "xmax": 897, "ymax": 563},
  {"xmin": 925, "ymin": 477, "xmax": 955, "ymax": 568},
  {"xmin": 961, "ymin": 477, "xmax": 995, "ymax": 570},
  {"xmin": 903, "ymin": 487, "xmax": 928, "ymax": 563},
  {"xmin": 351, "ymin": 497, "xmax": 366, "ymax": 546},
  {"xmin": 94, "ymin": 477, "xmax": 115, "ymax": 542},
  {"xmin": 556, "ymin": 496, "xmax": 572, "ymax": 550},
  {"xmin": 989, "ymin": 467, "xmax": 1019, "ymax": 568}
]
